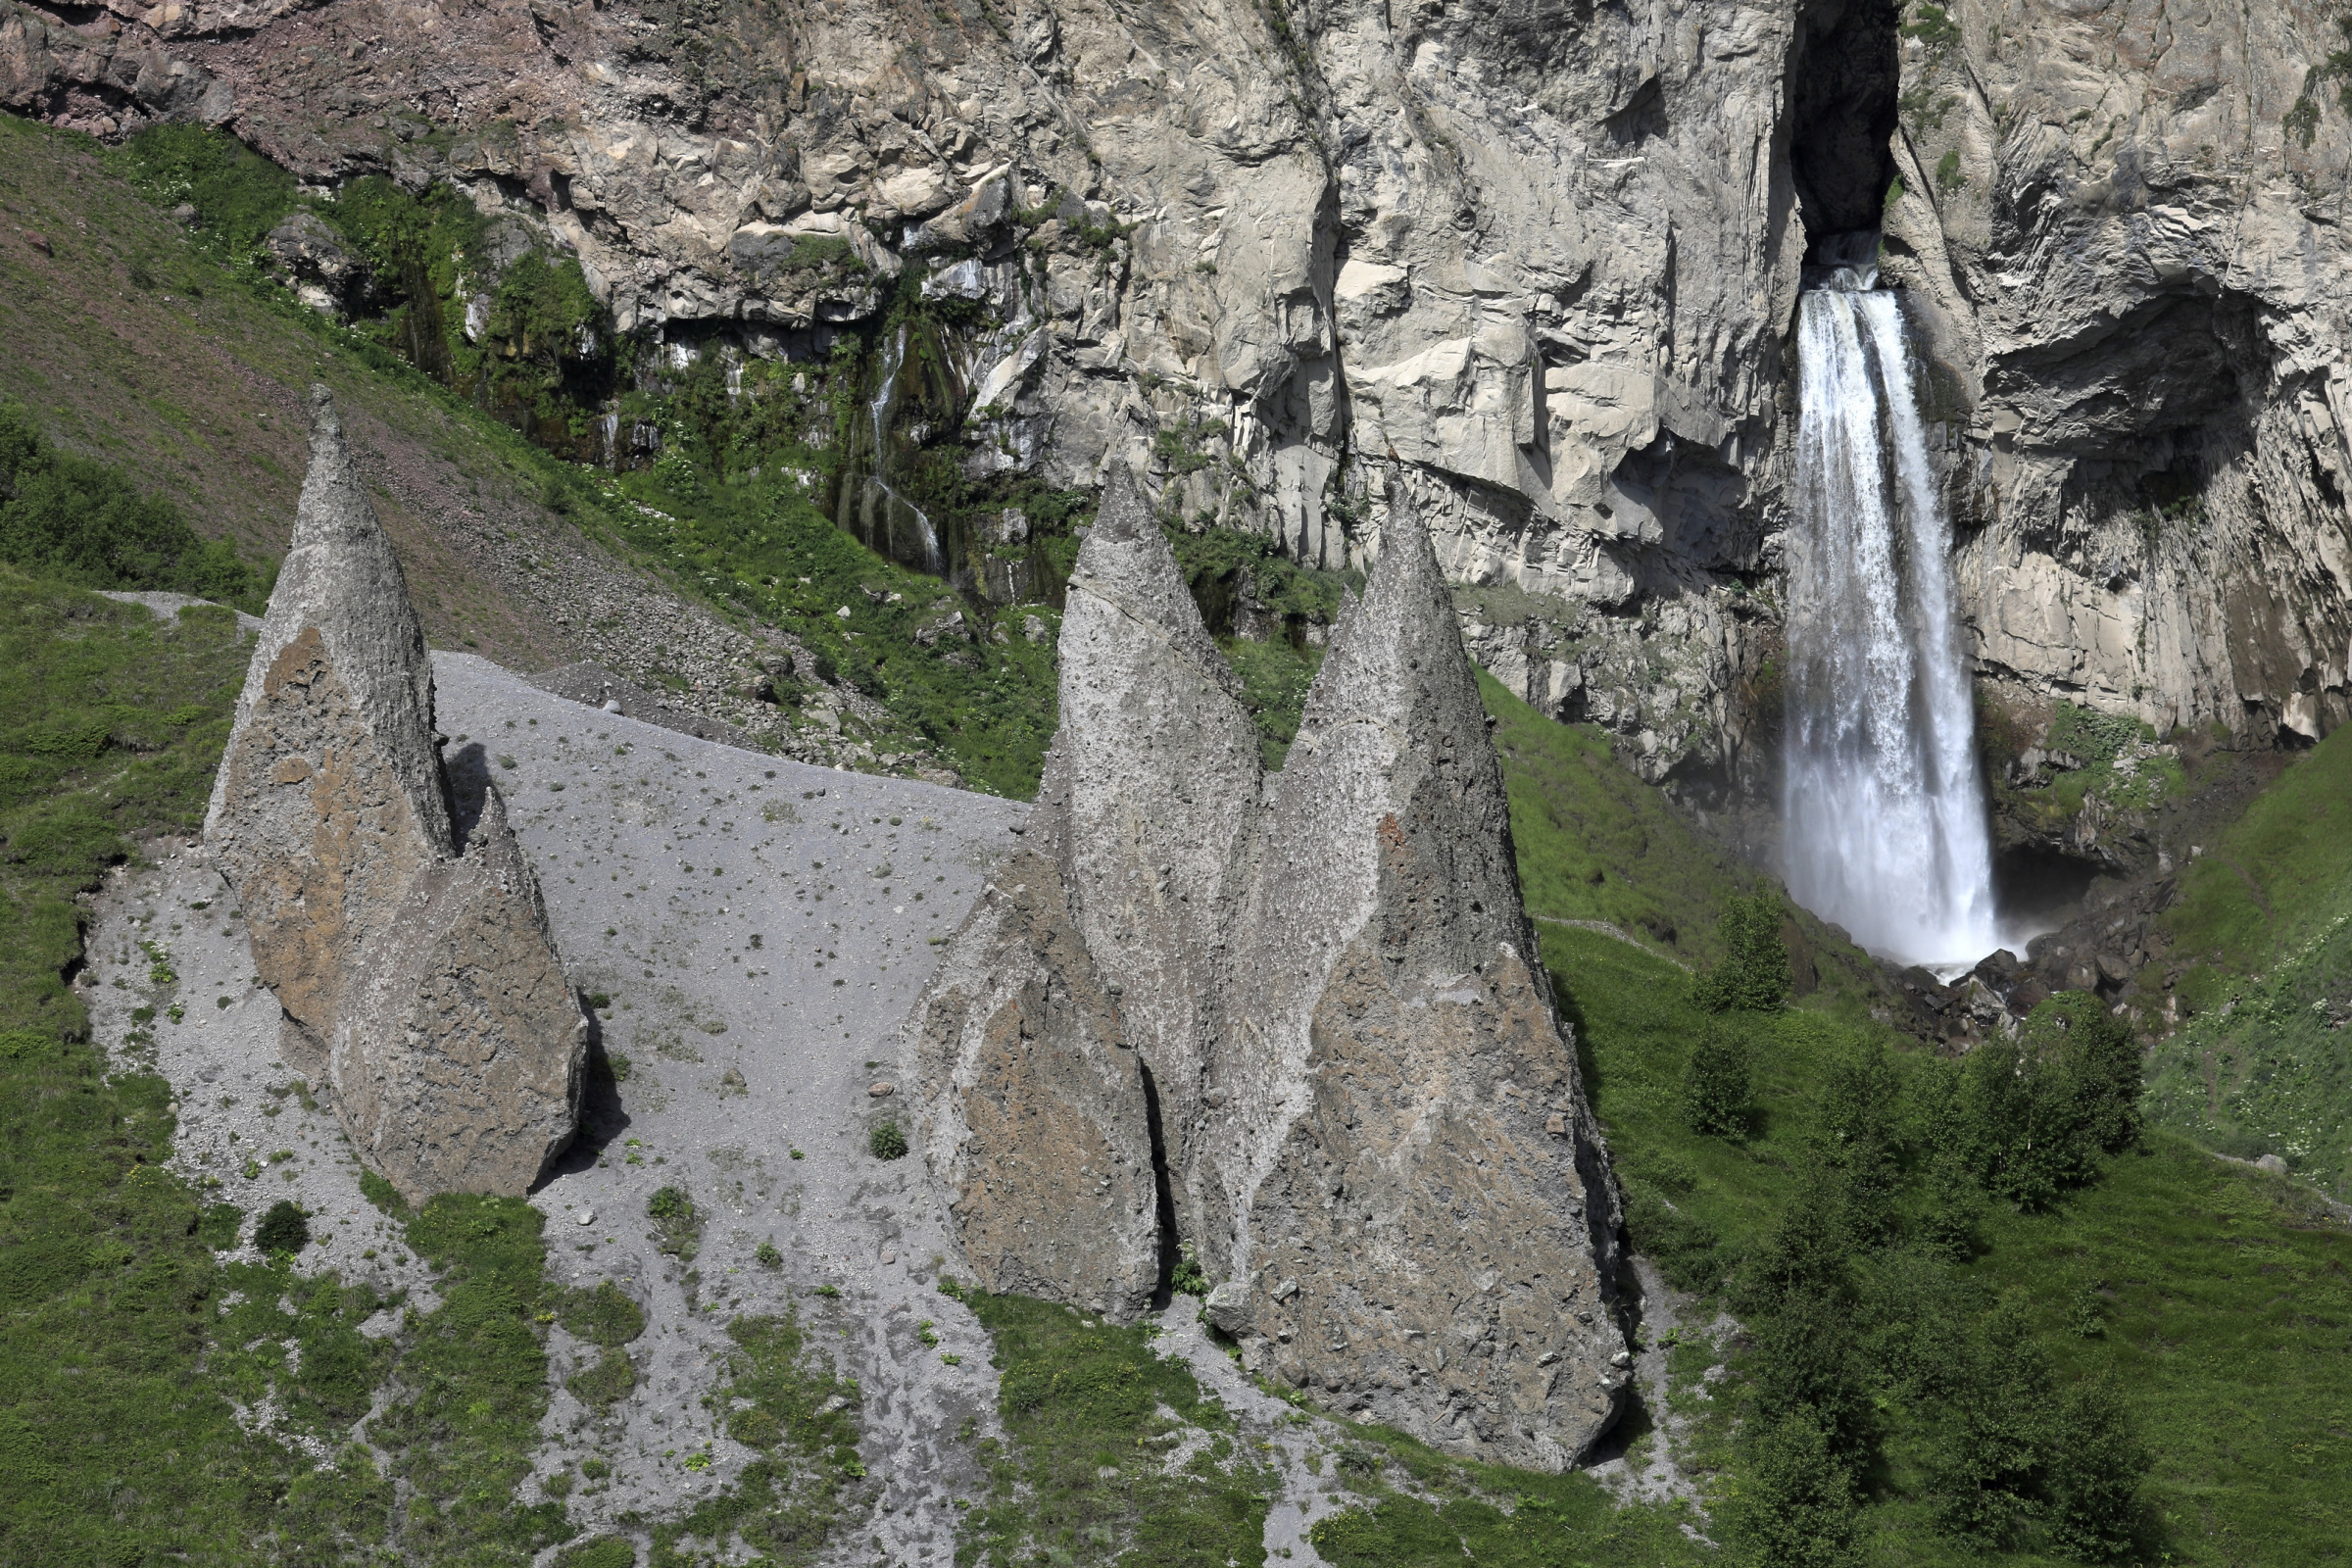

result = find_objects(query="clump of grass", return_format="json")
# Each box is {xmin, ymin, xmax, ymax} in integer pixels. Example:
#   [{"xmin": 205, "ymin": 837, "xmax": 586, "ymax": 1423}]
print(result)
[
  {"xmin": 867, "ymin": 1121, "xmax": 908, "ymax": 1160},
  {"xmin": 253, "ymin": 1198, "xmax": 310, "ymax": 1255},
  {"xmin": 646, "ymin": 1184, "xmax": 701, "ymax": 1259},
  {"xmin": 946, "ymin": 1279, "xmax": 1272, "ymax": 1567},
  {"xmin": 647, "ymin": 1307, "xmax": 865, "ymax": 1565}
]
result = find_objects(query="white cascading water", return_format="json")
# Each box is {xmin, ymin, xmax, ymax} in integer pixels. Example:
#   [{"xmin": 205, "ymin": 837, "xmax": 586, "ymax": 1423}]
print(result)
[
  {"xmin": 866, "ymin": 324, "xmax": 944, "ymax": 575},
  {"xmin": 1783, "ymin": 248, "xmax": 2004, "ymax": 968}
]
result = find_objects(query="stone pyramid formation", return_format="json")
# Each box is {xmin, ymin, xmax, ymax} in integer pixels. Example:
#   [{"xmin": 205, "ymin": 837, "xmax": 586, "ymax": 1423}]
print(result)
[
  {"xmin": 909, "ymin": 466, "xmax": 1630, "ymax": 1468},
  {"xmin": 206, "ymin": 386, "xmax": 583, "ymax": 1202}
]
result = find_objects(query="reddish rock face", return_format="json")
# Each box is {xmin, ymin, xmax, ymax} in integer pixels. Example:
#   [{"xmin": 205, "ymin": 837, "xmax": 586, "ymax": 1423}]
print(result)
[{"xmin": 209, "ymin": 386, "xmax": 582, "ymax": 1201}]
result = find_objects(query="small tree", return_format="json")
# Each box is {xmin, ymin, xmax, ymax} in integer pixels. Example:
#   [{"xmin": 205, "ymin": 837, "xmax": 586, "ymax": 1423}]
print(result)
[
  {"xmin": 1926, "ymin": 1298, "xmax": 2060, "ymax": 1547},
  {"xmin": 1683, "ymin": 1017, "xmax": 1753, "ymax": 1136},
  {"xmin": 1726, "ymin": 1409, "xmax": 1859, "ymax": 1568},
  {"xmin": 1695, "ymin": 893, "xmax": 1793, "ymax": 1012},
  {"xmin": 2046, "ymin": 1381, "xmax": 2152, "ymax": 1563},
  {"xmin": 1964, "ymin": 995, "xmax": 2144, "ymax": 1211}
]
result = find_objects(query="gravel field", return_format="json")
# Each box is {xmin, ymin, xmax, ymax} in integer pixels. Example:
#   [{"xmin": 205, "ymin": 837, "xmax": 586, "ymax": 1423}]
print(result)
[{"xmin": 80, "ymin": 651, "xmax": 1367, "ymax": 1565}]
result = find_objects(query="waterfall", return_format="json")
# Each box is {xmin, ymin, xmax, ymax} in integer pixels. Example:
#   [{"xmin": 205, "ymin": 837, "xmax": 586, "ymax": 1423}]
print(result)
[
  {"xmin": 1783, "ymin": 248, "xmax": 2003, "ymax": 968},
  {"xmin": 863, "ymin": 324, "xmax": 944, "ymax": 575}
]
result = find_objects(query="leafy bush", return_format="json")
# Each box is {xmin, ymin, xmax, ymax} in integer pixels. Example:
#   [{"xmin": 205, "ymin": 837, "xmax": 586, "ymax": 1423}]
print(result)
[
  {"xmin": 1681, "ymin": 1016, "xmax": 1752, "ymax": 1136},
  {"xmin": 0, "ymin": 403, "xmax": 270, "ymax": 612},
  {"xmin": 1693, "ymin": 893, "xmax": 1792, "ymax": 1012},
  {"xmin": 868, "ymin": 1120, "xmax": 908, "ymax": 1160},
  {"xmin": 1724, "ymin": 1410, "xmax": 1858, "ymax": 1568},
  {"xmin": 253, "ymin": 1199, "xmax": 309, "ymax": 1255},
  {"xmin": 1959, "ymin": 993, "xmax": 2142, "ymax": 1211}
]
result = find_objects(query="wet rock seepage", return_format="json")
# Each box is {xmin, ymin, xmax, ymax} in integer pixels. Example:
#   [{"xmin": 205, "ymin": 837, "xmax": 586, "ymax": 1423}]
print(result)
[
  {"xmin": 206, "ymin": 386, "xmax": 583, "ymax": 1202},
  {"xmin": 908, "ymin": 466, "xmax": 1629, "ymax": 1468}
]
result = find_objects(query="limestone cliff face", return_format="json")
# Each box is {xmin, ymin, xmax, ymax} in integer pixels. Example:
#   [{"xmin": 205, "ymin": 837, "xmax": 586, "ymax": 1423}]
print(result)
[
  {"xmin": 208, "ymin": 386, "xmax": 584, "ymax": 1201},
  {"xmin": 1882, "ymin": 0, "xmax": 2352, "ymax": 750},
  {"xmin": 908, "ymin": 468, "xmax": 1627, "ymax": 1468},
  {"xmin": 19, "ymin": 0, "xmax": 2348, "ymax": 782}
]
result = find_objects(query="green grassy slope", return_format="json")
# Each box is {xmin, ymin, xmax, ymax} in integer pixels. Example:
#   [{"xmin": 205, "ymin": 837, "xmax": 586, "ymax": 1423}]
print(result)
[
  {"xmin": 0, "ymin": 115, "xmax": 587, "ymax": 668},
  {"xmin": 1305, "ymin": 703, "xmax": 2352, "ymax": 1567},
  {"xmin": 2144, "ymin": 724, "xmax": 2352, "ymax": 1194}
]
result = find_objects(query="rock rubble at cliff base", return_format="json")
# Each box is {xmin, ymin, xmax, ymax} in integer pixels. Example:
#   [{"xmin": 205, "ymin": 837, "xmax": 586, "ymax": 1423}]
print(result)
[
  {"xmin": 205, "ymin": 386, "xmax": 584, "ymax": 1202},
  {"xmin": 910, "ymin": 466, "xmax": 1631, "ymax": 1469}
]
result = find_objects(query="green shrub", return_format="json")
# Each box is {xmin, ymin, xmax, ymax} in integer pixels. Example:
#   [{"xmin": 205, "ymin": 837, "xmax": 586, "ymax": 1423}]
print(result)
[
  {"xmin": 0, "ymin": 403, "xmax": 270, "ymax": 612},
  {"xmin": 1962, "ymin": 994, "xmax": 2142, "ymax": 1211},
  {"xmin": 1724, "ymin": 1410, "xmax": 1858, "ymax": 1568},
  {"xmin": 1681, "ymin": 1016, "xmax": 1752, "ymax": 1136},
  {"xmin": 253, "ymin": 1199, "xmax": 309, "ymax": 1255},
  {"xmin": 1913, "ymin": 1295, "xmax": 2150, "ymax": 1558},
  {"xmin": 1693, "ymin": 893, "xmax": 1792, "ymax": 1012},
  {"xmin": 868, "ymin": 1121, "xmax": 908, "ymax": 1160},
  {"xmin": 2046, "ymin": 1382, "xmax": 2153, "ymax": 1562}
]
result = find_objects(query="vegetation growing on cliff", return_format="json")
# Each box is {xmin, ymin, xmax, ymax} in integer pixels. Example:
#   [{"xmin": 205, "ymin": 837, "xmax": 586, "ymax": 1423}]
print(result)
[{"xmin": 2144, "ymin": 720, "xmax": 2352, "ymax": 1195}]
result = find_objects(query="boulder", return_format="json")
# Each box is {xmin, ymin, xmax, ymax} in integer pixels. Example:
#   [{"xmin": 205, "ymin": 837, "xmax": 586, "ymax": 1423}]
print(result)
[{"xmin": 207, "ymin": 386, "xmax": 582, "ymax": 1201}]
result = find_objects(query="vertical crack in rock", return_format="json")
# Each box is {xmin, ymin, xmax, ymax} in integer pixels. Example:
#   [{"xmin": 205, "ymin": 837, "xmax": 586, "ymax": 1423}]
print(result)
[
  {"xmin": 207, "ymin": 386, "xmax": 583, "ymax": 1201},
  {"xmin": 909, "ymin": 472, "xmax": 1628, "ymax": 1466}
]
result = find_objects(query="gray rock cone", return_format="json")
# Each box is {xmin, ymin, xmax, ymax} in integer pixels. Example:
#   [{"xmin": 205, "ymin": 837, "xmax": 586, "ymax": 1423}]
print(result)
[
  {"xmin": 909, "ymin": 473, "xmax": 1628, "ymax": 1464},
  {"xmin": 1055, "ymin": 465, "xmax": 1263, "ymax": 1247},
  {"xmin": 207, "ymin": 386, "xmax": 583, "ymax": 1201},
  {"xmin": 1209, "ymin": 485, "xmax": 1627, "ymax": 1467}
]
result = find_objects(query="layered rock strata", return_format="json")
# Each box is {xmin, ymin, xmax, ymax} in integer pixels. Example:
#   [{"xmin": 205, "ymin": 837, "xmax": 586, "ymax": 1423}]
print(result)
[
  {"xmin": 15, "ymin": 0, "xmax": 2352, "ymax": 782},
  {"xmin": 207, "ymin": 386, "xmax": 583, "ymax": 1201},
  {"xmin": 909, "ymin": 467, "xmax": 1627, "ymax": 1468}
]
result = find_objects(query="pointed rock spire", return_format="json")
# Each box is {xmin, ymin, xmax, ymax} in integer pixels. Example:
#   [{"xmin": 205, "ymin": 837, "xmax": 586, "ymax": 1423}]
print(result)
[
  {"xmin": 907, "ymin": 466, "xmax": 1255, "ymax": 1318},
  {"xmin": 911, "ymin": 469, "xmax": 1626, "ymax": 1464},
  {"xmin": 207, "ymin": 387, "xmax": 581, "ymax": 1200},
  {"xmin": 209, "ymin": 385, "xmax": 449, "ymax": 853},
  {"xmin": 1058, "ymin": 464, "xmax": 1261, "ymax": 1242},
  {"xmin": 1205, "ymin": 479, "xmax": 1628, "ymax": 1469}
]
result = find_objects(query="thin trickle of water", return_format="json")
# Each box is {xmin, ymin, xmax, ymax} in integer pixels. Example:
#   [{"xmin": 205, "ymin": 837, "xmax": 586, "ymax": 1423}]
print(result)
[
  {"xmin": 866, "ymin": 324, "xmax": 943, "ymax": 575},
  {"xmin": 1783, "ymin": 255, "xmax": 2003, "ymax": 967},
  {"xmin": 599, "ymin": 413, "xmax": 619, "ymax": 470}
]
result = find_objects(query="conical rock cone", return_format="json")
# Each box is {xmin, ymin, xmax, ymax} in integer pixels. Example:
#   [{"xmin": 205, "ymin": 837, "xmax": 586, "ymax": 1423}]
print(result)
[{"xmin": 206, "ymin": 386, "xmax": 581, "ymax": 1200}]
